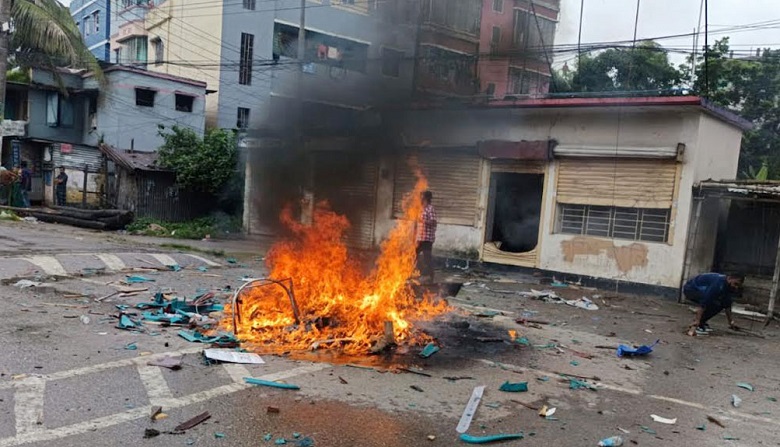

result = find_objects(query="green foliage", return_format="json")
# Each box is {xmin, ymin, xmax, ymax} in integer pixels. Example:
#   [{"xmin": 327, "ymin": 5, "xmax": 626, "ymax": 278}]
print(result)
[
  {"xmin": 6, "ymin": 70, "xmax": 30, "ymax": 84},
  {"xmin": 692, "ymin": 38, "xmax": 780, "ymax": 179},
  {"xmin": 126, "ymin": 216, "xmax": 242, "ymax": 240},
  {"xmin": 557, "ymin": 41, "xmax": 682, "ymax": 93},
  {"xmin": 157, "ymin": 126, "xmax": 238, "ymax": 194}
]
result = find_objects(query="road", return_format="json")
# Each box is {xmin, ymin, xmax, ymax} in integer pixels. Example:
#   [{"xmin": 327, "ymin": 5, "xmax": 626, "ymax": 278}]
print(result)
[{"xmin": 0, "ymin": 219, "xmax": 778, "ymax": 447}]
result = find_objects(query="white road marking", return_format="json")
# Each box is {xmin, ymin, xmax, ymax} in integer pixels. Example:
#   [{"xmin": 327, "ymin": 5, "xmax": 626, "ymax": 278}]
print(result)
[
  {"xmin": 95, "ymin": 254, "xmax": 126, "ymax": 271},
  {"xmin": 14, "ymin": 378, "xmax": 45, "ymax": 435},
  {"xmin": 0, "ymin": 363, "xmax": 330, "ymax": 447},
  {"xmin": 136, "ymin": 365, "xmax": 174, "ymax": 406},
  {"xmin": 150, "ymin": 254, "xmax": 178, "ymax": 267},
  {"xmin": 222, "ymin": 363, "xmax": 252, "ymax": 383},
  {"xmin": 23, "ymin": 256, "xmax": 67, "ymax": 276},
  {"xmin": 186, "ymin": 254, "xmax": 221, "ymax": 267}
]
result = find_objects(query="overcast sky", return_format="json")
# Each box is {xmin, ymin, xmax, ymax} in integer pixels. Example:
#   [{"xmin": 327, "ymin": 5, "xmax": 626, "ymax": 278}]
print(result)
[{"xmin": 556, "ymin": 0, "xmax": 780, "ymax": 66}]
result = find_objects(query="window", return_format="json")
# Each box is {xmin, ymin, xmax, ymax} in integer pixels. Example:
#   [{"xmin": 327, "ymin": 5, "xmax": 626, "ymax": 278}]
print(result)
[
  {"xmin": 152, "ymin": 37, "xmax": 164, "ymax": 65},
  {"xmin": 239, "ymin": 32, "xmax": 254, "ymax": 85},
  {"xmin": 514, "ymin": 10, "xmax": 556, "ymax": 52},
  {"xmin": 121, "ymin": 36, "xmax": 147, "ymax": 64},
  {"xmin": 423, "ymin": 0, "xmax": 481, "ymax": 35},
  {"xmin": 175, "ymin": 93, "xmax": 194, "ymax": 112},
  {"xmin": 492, "ymin": 0, "xmax": 503, "ymax": 13},
  {"xmin": 93, "ymin": 11, "xmax": 100, "ymax": 33},
  {"xmin": 135, "ymin": 88, "xmax": 156, "ymax": 107},
  {"xmin": 273, "ymin": 22, "xmax": 370, "ymax": 73},
  {"xmin": 46, "ymin": 93, "xmax": 74, "ymax": 127},
  {"xmin": 332, "ymin": 0, "xmax": 369, "ymax": 13},
  {"xmin": 237, "ymin": 107, "xmax": 250, "ymax": 129},
  {"xmin": 243, "ymin": 0, "xmax": 255, "ymax": 10},
  {"xmin": 114, "ymin": 49, "xmax": 121, "ymax": 63},
  {"xmin": 491, "ymin": 26, "xmax": 501, "ymax": 46},
  {"xmin": 557, "ymin": 204, "xmax": 671, "ymax": 243},
  {"xmin": 485, "ymin": 83, "xmax": 496, "ymax": 97},
  {"xmin": 420, "ymin": 45, "xmax": 477, "ymax": 89},
  {"xmin": 60, "ymin": 97, "xmax": 74, "ymax": 127},
  {"xmin": 510, "ymin": 68, "xmax": 531, "ymax": 94},
  {"xmin": 84, "ymin": 16, "xmax": 91, "ymax": 35},
  {"xmin": 381, "ymin": 48, "xmax": 402, "ymax": 77}
]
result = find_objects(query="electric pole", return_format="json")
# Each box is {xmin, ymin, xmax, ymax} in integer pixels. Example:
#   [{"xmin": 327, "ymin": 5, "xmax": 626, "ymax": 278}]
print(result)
[{"xmin": 0, "ymin": 0, "xmax": 11, "ymax": 161}]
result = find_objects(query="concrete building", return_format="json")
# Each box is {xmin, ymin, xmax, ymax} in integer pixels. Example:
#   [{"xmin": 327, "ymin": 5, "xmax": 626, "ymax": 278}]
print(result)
[{"xmin": 70, "ymin": 0, "xmax": 112, "ymax": 62}]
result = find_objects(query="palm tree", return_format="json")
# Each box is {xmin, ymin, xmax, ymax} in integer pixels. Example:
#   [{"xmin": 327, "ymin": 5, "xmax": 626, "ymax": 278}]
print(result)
[{"xmin": 0, "ymin": 0, "xmax": 103, "ymax": 119}]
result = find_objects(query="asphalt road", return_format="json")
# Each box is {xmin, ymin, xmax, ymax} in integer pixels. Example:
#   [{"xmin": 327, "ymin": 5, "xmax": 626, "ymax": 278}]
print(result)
[{"xmin": 1, "ymin": 220, "xmax": 779, "ymax": 447}]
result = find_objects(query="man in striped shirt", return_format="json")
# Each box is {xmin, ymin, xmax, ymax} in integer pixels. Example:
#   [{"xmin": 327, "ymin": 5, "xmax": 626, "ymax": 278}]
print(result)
[{"xmin": 416, "ymin": 190, "xmax": 437, "ymax": 283}]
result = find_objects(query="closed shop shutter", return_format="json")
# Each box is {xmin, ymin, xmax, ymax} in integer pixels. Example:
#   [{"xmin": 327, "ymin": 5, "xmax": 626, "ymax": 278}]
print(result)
[
  {"xmin": 490, "ymin": 159, "xmax": 545, "ymax": 174},
  {"xmin": 52, "ymin": 143, "xmax": 103, "ymax": 170},
  {"xmin": 313, "ymin": 151, "xmax": 377, "ymax": 249},
  {"xmin": 393, "ymin": 148, "xmax": 481, "ymax": 225},
  {"xmin": 556, "ymin": 158, "xmax": 678, "ymax": 209}
]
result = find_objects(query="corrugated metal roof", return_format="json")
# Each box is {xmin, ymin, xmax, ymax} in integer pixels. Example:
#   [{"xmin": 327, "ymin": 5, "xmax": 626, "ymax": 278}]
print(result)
[
  {"xmin": 99, "ymin": 144, "xmax": 170, "ymax": 172},
  {"xmin": 698, "ymin": 180, "xmax": 780, "ymax": 199}
]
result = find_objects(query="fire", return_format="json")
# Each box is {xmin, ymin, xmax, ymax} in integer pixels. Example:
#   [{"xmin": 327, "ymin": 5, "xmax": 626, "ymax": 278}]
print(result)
[{"xmin": 225, "ymin": 175, "xmax": 449, "ymax": 354}]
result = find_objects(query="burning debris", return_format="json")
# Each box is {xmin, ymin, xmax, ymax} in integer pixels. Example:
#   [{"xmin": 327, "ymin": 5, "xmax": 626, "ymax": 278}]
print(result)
[{"xmin": 223, "ymin": 176, "xmax": 450, "ymax": 354}]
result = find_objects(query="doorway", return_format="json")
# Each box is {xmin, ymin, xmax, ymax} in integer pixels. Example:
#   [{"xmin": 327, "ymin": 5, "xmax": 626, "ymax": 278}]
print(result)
[{"xmin": 485, "ymin": 173, "xmax": 544, "ymax": 253}]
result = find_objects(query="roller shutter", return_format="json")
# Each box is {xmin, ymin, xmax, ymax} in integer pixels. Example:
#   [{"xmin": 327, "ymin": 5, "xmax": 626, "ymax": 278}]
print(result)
[
  {"xmin": 556, "ymin": 158, "xmax": 678, "ymax": 209},
  {"xmin": 393, "ymin": 148, "xmax": 481, "ymax": 225},
  {"xmin": 490, "ymin": 159, "xmax": 545, "ymax": 174},
  {"xmin": 313, "ymin": 151, "xmax": 377, "ymax": 249}
]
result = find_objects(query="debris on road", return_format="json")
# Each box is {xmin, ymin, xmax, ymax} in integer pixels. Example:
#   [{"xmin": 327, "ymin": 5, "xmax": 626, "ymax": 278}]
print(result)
[
  {"xmin": 124, "ymin": 342, "xmax": 137, "ymax": 350},
  {"xmin": 616, "ymin": 340, "xmax": 659, "ymax": 357},
  {"xmin": 568, "ymin": 377, "xmax": 597, "ymax": 391},
  {"xmin": 398, "ymin": 367, "xmax": 431, "ymax": 377},
  {"xmin": 731, "ymin": 394, "xmax": 742, "ymax": 408},
  {"xmin": 178, "ymin": 330, "xmax": 237, "ymax": 344},
  {"xmin": 736, "ymin": 382, "xmax": 754, "ymax": 391},
  {"xmin": 538, "ymin": 405, "xmax": 556, "ymax": 417},
  {"xmin": 126, "ymin": 275, "xmax": 155, "ymax": 284},
  {"xmin": 174, "ymin": 411, "xmax": 211, "ymax": 432},
  {"xmin": 639, "ymin": 426, "xmax": 656, "ymax": 435},
  {"xmin": 419, "ymin": 343, "xmax": 440, "ymax": 358},
  {"xmin": 696, "ymin": 423, "xmax": 706, "ymax": 431},
  {"xmin": 597, "ymin": 436, "xmax": 624, "ymax": 446},
  {"xmin": 499, "ymin": 381, "xmax": 528, "ymax": 392},
  {"xmin": 456, "ymin": 385, "xmax": 485, "ymax": 434},
  {"xmin": 143, "ymin": 428, "xmax": 161, "ymax": 438},
  {"xmin": 214, "ymin": 432, "xmax": 226, "ymax": 439},
  {"xmin": 459, "ymin": 433, "xmax": 524, "ymax": 444},
  {"xmin": 203, "ymin": 349, "xmax": 264, "ymax": 364},
  {"xmin": 410, "ymin": 385, "xmax": 424, "ymax": 392},
  {"xmin": 566, "ymin": 297, "xmax": 599, "ymax": 311},
  {"xmin": 444, "ymin": 376, "xmax": 476, "ymax": 382},
  {"xmin": 650, "ymin": 414, "xmax": 677, "ymax": 424},
  {"xmin": 707, "ymin": 415, "xmax": 726, "ymax": 428},
  {"xmin": 244, "ymin": 377, "xmax": 300, "ymax": 390},
  {"xmin": 148, "ymin": 356, "xmax": 183, "ymax": 370},
  {"xmin": 427, "ymin": 435, "xmax": 436, "ymax": 441},
  {"xmin": 338, "ymin": 376, "xmax": 348, "ymax": 384},
  {"xmin": 267, "ymin": 406, "xmax": 280, "ymax": 414}
]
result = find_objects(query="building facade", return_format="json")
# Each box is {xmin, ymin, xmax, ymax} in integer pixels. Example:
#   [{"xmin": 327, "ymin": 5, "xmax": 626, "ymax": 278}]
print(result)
[{"xmin": 70, "ymin": 0, "xmax": 112, "ymax": 62}]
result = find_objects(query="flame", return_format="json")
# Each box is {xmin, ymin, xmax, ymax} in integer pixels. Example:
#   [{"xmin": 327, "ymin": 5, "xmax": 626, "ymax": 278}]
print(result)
[{"xmin": 224, "ymin": 174, "xmax": 449, "ymax": 354}]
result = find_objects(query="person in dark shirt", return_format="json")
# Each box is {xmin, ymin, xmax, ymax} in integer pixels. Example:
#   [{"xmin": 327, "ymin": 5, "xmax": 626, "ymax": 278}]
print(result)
[
  {"xmin": 20, "ymin": 161, "xmax": 32, "ymax": 208},
  {"xmin": 683, "ymin": 272, "xmax": 743, "ymax": 336},
  {"xmin": 55, "ymin": 166, "xmax": 68, "ymax": 206}
]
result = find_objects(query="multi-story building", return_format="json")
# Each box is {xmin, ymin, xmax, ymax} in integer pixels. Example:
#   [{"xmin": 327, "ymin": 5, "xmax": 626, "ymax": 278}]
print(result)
[{"xmin": 70, "ymin": 0, "xmax": 112, "ymax": 62}]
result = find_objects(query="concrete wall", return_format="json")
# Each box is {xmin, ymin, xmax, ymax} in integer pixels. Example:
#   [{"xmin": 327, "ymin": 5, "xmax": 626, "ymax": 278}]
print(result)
[
  {"xmin": 26, "ymin": 90, "xmax": 86, "ymax": 145},
  {"xmin": 385, "ymin": 105, "xmax": 744, "ymax": 288},
  {"xmin": 70, "ymin": 0, "xmax": 111, "ymax": 61},
  {"xmin": 83, "ymin": 69, "xmax": 206, "ymax": 151},
  {"xmin": 145, "ymin": 0, "xmax": 224, "ymax": 128}
]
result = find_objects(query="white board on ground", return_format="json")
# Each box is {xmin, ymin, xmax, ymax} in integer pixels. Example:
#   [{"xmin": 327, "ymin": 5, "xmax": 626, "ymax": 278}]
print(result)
[
  {"xmin": 456, "ymin": 385, "xmax": 485, "ymax": 434},
  {"xmin": 203, "ymin": 349, "xmax": 265, "ymax": 364}
]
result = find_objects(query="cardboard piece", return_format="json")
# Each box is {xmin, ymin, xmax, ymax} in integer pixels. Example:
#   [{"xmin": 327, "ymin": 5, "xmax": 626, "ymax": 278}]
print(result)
[{"xmin": 203, "ymin": 349, "xmax": 264, "ymax": 364}]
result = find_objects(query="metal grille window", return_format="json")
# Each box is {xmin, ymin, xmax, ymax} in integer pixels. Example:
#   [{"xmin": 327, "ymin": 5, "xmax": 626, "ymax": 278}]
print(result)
[
  {"xmin": 239, "ymin": 32, "xmax": 254, "ymax": 85},
  {"xmin": 236, "ymin": 107, "xmax": 250, "ymax": 129},
  {"xmin": 558, "ymin": 204, "xmax": 670, "ymax": 243},
  {"xmin": 492, "ymin": 0, "xmax": 503, "ymax": 13},
  {"xmin": 243, "ymin": 0, "xmax": 255, "ymax": 9}
]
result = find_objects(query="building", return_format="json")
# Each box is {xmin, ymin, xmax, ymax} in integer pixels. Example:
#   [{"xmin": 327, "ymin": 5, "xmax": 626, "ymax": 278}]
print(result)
[
  {"xmin": 70, "ymin": 0, "xmax": 112, "ymax": 62},
  {"xmin": 0, "ymin": 66, "xmax": 206, "ymax": 207}
]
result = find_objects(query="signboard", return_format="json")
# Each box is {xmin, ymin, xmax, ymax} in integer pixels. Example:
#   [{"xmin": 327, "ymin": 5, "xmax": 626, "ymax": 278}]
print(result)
[
  {"xmin": 0, "ymin": 120, "xmax": 26, "ymax": 137},
  {"xmin": 11, "ymin": 140, "xmax": 20, "ymax": 167},
  {"xmin": 60, "ymin": 143, "xmax": 73, "ymax": 154}
]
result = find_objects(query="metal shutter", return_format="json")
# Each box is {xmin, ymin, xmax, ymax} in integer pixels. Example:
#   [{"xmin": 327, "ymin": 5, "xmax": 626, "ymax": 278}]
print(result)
[
  {"xmin": 556, "ymin": 158, "xmax": 678, "ymax": 209},
  {"xmin": 313, "ymin": 151, "xmax": 377, "ymax": 249},
  {"xmin": 393, "ymin": 148, "xmax": 481, "ymax": 225},
  {"xmin": 490, "ymin": 159, "xmax": 545, "ymax": 174}
]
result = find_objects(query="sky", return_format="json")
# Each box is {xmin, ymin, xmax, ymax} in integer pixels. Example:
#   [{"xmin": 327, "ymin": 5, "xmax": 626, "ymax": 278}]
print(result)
[{"xmin": 556, "ymin": 0, "xmax": 780, "ymax": 66}]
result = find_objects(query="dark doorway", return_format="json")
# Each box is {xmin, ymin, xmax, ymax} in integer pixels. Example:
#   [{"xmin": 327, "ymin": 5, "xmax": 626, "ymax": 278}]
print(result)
[{"xmin": 486, "ymin": 173, "xmax": 544, "ymax": 253}]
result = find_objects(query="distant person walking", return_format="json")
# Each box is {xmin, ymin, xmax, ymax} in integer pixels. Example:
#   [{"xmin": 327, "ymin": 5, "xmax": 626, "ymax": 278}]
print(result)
[
  {"xmin": 20, "ymin": 161, "xmax": 32, "ymax": 208},
  {"xmin": 682, "ymin": 272, "xmax": 743, "ymax": 336},
  {"xmin": 55, "ymin": 166, "xmax": 68, "ymax": 206},
  {"xmin": 415, "ymin": 190, "xmax": 437, "ymax": 283}
]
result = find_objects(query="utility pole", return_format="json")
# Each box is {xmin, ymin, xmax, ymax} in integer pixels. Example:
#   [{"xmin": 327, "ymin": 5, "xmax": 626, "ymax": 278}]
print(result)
[
  {"xmin": 0, "ymin": 0, "xmax": 12, "ymax": 161},
  {"xmin": 704, "ymin": 0, "xmax": 709, "ymax": 97}
]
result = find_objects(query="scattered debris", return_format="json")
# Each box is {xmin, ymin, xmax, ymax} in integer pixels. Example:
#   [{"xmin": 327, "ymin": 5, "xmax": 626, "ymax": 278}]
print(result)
[
  {"xmin": 427, "ymin": 435, "xmax": 436, "ymax": 441},
  {"xmin": 444, "ymin": 376, "xmax": 476, "ymax": 382},
  {"xmin": 125, "ymin": 342, "xmax": 137, "ymax": 351},
  {"xmin": 178, "ymin": 330, "xmax": 237, "ymax": 344},
  {"xmin": 570, "ymin": 361, "xmax": 580, "ymax": 367},
  {"xmin": 80, "ymin": 315, "xmax": 90, "ymax": 325},
  {"xmin": 226, "ymin": 257, "xmax": 238, "ymax": 264},
  {"xmin": 14, "ymin": 280, "xmax": 41, "ymax": 289},
  {"xmin": 267, "ymin": 406, "xmax": 280, "ymax": 414},
  {"xmin": 568, "ymin": 377, "xmax": 597, "ymax": 391},
  {"xmin": 398, "ymin": 367, "xmax": 432, "ymax": 377},
  {"xmin": 204, "ymin": 349, "xmax": 264, "ymax": 364},
  {"xmin": 538, "ymin": 406, "xmax": 556, "ymax": 417},
  {"xmin": 244, "ymin": 377, "xmax": 300, "ymax": 390},
  {"xmin": 651, "ymin": 414, "xmax": 677, "ymax": 425},
  {"xmin": 617, "ymin": 340, "xmax": 659, "ymax": 357},
  {"xmin": 117, "ymin": 314, "xmax": 141, "ymax": 330},
  {"xmin": 639, "ymin": 426, "xmax": 656, "ymax": 435},
  {"xmin": 598, "ymin": 436, "xmax": 624, "ymax": 447},
  {"xmin": 499, "ymin": 381, "xmax": 528, "ymax": 393},
  {"xmin": 707, "ymin": 415, "xmax": 726, "ymax": 428},
  {"xmin": 736, "ymin": 382, "xmax": 754, "ymax": 392},
  {"xmin": 410, "ymin": 385, "xmax": 424, "ymax": 392},
  {"xmin": 617, "ymin": 428, "xmax": 630, "ymax": 434},
  {"xmin": 419, "ymin": 343, "xmax": 440, "ymax": 358},
  {"xmin": 174, "ymin": 411, "xmax": 211, "ymax": 432},
  {"xmin": 338, "ymin": 376, "xmax": 348, "ymax": 384},
  {"xmin": 295, "ymin": 437, "xmax": 315, "ymax": 447},
  {"xmin": 459, "ymin": 433, "xmax": 524, "ymax": 444},
  {"xmin": 731, "ymin": 394, "xmax": 742, "ymax": 408},
  {"xmin": 456, "ymin": 385, "xmax": 485, "ymax": 434},
  {"xmin": 214, "ymin": 433, "xmax": 226, "ymax": 439},
  {"xmin": 126, "ymin": 275, "xmax": 155, "ymax": 284},
  {"xmin": 148, "ymin": 357, "xmax": 183, "ymax": 370},
  {"xmin": 510, "ymin": 399, "xmax": 539, "ymax": 411},
  {"xmin": 150, "ymin": 406, "xmax": 163, "ymax": 421},
  {"xmin": 144, "ymin": 428, "xmax": 161, "ymax": 438},
  {"xmin": 566, "ymin": 297, "xmax": 599, "ymax": 311},
  {"xmin": 696, "ymin": 424, "xmax": 706, "ymax": 431},
  {"xmin": 723, "ymin": 435, "xmax": 740, "ymax": 441}
]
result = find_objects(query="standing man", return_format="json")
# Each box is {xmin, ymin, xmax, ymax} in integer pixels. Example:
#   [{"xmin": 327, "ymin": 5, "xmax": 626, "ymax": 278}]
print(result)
[
  {"xmin": 55, "ymin": 166, "xmax": 68, "ymax": 206},
  {"xmin": 19, "ymin": 161, "xmax": 31, "ymax": 208},
  {"xmin": 416, "ymin": 190, "xmax": 437, "ymax": 283},
  {"xmin": 682, "ymin": 272, "xmax": 744, "ymax": 336}
]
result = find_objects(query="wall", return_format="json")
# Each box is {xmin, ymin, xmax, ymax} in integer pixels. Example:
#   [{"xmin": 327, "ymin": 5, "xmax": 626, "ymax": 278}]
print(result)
[
  {"xmin": 83, "ymin": 68, "xmax": 206, "ymax": 151},
  {"xmin": 145, "ymin": 0, "xmax": 224, "ymax": 127},
  {"xmin": 25, "ymin": 90, "xmax": 86, "ymax": 145},
  {"xmin": 70, "ymin": 0, "xmax": 111, "ymax": 61},
  {"xmin": 388, "ymin": 105, "xmax": 744, "ymax": 288}
]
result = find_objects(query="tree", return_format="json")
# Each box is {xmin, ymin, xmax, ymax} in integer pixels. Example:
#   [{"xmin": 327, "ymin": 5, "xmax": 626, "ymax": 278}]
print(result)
[
  {"xmin": 157, "ymin": 126, "xmax": 238, "ymax": 194},
  {"xmin": 0, "ymin": 0, "xmax": 103, "ymax": 119},
  {"xmin": 692, "ymin": 38, "xmax": 780, "ymax": 178},
  {"xmin": 555, "ymin": 41, "xmax": 682, "ymax": 94}
]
